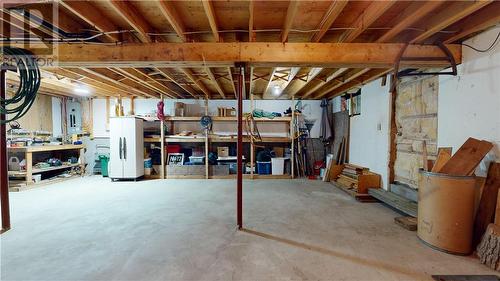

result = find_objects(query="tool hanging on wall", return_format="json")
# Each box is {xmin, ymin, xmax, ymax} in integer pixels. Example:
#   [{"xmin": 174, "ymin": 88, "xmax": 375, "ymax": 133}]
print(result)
[{"xmin": 0, "ymin": 47, "xmax": 41, "ymax": 124}]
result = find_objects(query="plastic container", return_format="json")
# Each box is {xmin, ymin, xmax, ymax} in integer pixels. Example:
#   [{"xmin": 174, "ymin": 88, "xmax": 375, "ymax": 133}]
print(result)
[
  {"xmin": 98, "ymin": 155, "xmax": 109, "ymax": 177},
  {"xmin": 271, "ymin": 157, "xmax": 287, "ymax": 175},
  {"xmin": 256, "ymin": 161, "xmax": 271, "ymax": 175},
  {"xmin": 418, "ymin": 169, "xmax": 479, "ymax": 255},
  {"xmin": 189, "ymin": 156, "xmax": 205, "ymax": 164},
  {"xmin": 167, "ymin": 144, "xmax": 181, "ymax": 154},
  {"xmin": 144, "ymin": 158, "xmax": 152, "ymax": 168}
]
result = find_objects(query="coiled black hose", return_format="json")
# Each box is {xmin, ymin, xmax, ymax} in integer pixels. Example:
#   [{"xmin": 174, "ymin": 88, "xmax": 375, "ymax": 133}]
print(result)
[{"xmin": 1, "ymin": 47, "xmax": 41, "ymax": 124}]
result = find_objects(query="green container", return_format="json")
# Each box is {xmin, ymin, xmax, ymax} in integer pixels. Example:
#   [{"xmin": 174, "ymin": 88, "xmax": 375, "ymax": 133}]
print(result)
[{"xmin": 99, "ymin": 155, "xmax": 109, "ymax": 177}]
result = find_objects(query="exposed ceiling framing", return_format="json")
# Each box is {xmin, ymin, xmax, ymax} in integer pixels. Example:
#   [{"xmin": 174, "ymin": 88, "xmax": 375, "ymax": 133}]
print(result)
[{"xmin": 0, "ymin": 0, "xmax": 498, "ymax": 100}]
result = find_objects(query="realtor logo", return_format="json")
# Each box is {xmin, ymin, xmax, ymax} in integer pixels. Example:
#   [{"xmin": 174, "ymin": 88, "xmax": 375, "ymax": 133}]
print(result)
[{"xmin": 1, "ymin": 1, "xmax": 59, "ymax": 67}]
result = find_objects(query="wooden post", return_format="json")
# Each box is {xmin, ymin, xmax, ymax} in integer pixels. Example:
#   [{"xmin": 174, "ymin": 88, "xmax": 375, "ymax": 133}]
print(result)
[
  {"xmin": 105, "ymin": 96, "xmax": 110, "ymax": 131},
  {"xmin": 388, "ymin": 74, "xmax": 397, "ymax": 184},
  {"xmin": 25, "ymin": 152, "xmax": 33, "ymax": 186},
  {"xmin": 160, "ymin": 94, "xmax": 165, "ymax": 179},
  {"xmin": 130, "ymin": 96, "xmax": 135, "ymax": 116},
  {"xmin": 291, "ymin": 96, "xmax": 295, "ymax": 178}
]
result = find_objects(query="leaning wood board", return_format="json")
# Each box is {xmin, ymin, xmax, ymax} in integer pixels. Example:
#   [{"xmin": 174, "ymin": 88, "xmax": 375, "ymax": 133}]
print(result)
[
  {"xmin": 431, "ymin": 147, "xmax": 452, "ymax": 173},
  {"xmin": 473, "ymin": 162, "xmax": 500, "ymax": 247},
  {"xmin": 438, "ymin": 138, "xmax": 493, "ymax": 176}
]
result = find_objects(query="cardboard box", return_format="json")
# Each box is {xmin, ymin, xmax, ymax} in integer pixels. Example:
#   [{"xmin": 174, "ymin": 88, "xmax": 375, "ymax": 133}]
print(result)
[
  {"xmin": 273, "ymin": 147, "xmax": 284, "ymax": 157},
  {"xmin": 174, "ymin": 102, "xmax": 185, "ymax": 117},
  {"xmin": 217, "ymin": 147, "xmax": 229, "ymax": 157}
]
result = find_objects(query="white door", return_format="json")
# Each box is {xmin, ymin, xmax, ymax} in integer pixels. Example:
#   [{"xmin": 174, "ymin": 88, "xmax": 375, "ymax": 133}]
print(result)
[{"xmin": 108, "ymin": 118, "xmax": 123, "ymax": 178}]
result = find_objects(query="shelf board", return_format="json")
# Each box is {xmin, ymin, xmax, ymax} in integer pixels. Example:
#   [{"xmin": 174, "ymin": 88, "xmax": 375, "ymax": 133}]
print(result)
[
  {"xmin": 7, "ymin": 144, "xmax": 84, "ymax": 153},
  {"xmin": 9, "ymin": 163, "xmax": 81, "ymax": 176},
  {"xmin": 144, "ymin": 136, "xmax": 290, "ymax": 143},
  {"xmin": 142, "ymin": 116, "xmax": 291, "ymax": 122}
]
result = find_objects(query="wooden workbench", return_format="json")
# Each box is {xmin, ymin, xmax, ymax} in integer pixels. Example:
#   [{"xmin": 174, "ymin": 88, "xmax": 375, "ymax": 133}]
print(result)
[{"xmin": 8, "ymin": 144, "xmax": 85, "ymax": 187}]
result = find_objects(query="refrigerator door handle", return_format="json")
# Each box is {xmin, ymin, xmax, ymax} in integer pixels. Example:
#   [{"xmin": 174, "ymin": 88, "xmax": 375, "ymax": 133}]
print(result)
[
  {"xmin": 119, "ymin": 137, "xmax": 122, "ymax": 159},
  {"xmin": 123, "ymin": 137, "xmax": 127, "ymax": 160}
]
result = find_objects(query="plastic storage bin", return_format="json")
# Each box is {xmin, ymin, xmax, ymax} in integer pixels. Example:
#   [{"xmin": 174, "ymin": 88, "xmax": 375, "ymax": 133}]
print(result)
[
  {"xmin": 256, "ymin": 161, "xmax": 271, "ymax": 175},
  {"xmin": 99, "ymin": 155, "xmax": 109, "ymax": 177},
  {"xmin": 271, "ymin": 157, "xmax": 287, "ymax": 175},
  {"xmin": 188, "ymin": 156, "xmax": 205, "ymax": 164}
]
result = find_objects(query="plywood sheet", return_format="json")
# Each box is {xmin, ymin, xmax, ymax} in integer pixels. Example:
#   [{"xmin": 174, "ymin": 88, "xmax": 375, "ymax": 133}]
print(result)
[{"xmin": 438, "ymin": 138, "xmax": 493, "ymax": 176}]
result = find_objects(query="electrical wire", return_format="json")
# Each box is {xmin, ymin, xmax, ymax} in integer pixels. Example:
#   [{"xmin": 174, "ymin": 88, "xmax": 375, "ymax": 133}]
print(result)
[
  {"xmin": 462, "ymin": 30, "xmax": 500, "ymax": 53},
  {"xmin": 0, "ymin": 47, "xmax": 41, "ymax": 124}
]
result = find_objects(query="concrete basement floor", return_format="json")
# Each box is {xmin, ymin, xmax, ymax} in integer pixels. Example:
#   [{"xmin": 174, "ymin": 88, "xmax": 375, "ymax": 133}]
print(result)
[{"xmin": 1, "ymin": 177, "xmax": 496, "ymax": 281}]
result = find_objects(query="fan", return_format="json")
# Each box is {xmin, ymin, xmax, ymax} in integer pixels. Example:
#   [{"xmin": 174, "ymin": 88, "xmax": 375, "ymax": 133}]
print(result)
[{"xmin": 200, "ymin": 115, "xmax": 212, "ymax": 131}]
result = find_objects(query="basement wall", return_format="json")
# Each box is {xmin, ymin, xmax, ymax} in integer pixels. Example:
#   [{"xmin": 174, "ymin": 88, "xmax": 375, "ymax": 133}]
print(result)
[
  {"xmin": 438, "ymin": 26, "xmax": 500, "ymax": 177},
  {"xmin": 338, "ymin": 27, "xmax": 500, "ymax": 189}
]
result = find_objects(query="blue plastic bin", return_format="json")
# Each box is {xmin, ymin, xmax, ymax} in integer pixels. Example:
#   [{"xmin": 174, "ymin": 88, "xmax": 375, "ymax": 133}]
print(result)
[{"xmin": 256, "ymin": 161, "xmax": 271, "ymax": 175}]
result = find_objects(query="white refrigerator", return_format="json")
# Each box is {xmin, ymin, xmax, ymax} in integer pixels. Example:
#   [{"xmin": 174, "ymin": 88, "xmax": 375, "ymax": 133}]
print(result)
[{"xmin": 109, "ymin": 117, "xmax": 144, "ymax": 180}]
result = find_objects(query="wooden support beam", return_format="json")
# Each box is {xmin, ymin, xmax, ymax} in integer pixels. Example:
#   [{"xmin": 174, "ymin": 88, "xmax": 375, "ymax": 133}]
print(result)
[
  {"xmin": 109, "ymin": 0, "xmax": 153, "ymax": 43},
  {"xmin": 3, "ymin": 9, "xmax": 59, "ymax": 39},
  {"xmin": 411, "ymin": 1, "xmax": 492, "ymax": 44},
  {"xmin": 24, "ymin": 43, "xmax": 461, "ymax": 68},
  {"xmin": 180, "ymin": 68, "xmax": 211, "ymax": 99},
  {"xmin": 60, "ymin": 0, "xmax": 120, "ymax": 42},
  {"xmin": 156, "ymin": 68, "xmax": 198, "ymax": 98},
  {"xmin": 206, "ymin": 67, "xmax": 226, "ymax": 99},
  {"xmin": 201, "ymin": 0, "xmax": 220, "ymax": 42},
  {"xmin": 444, "ymin": 2, "xmax": 500, "ymax": 43},
  {"xmin": 249, "ymin": 0, "xmax": 255, "ymax": 42},
  {"xmin": 376, "ymin": 1, "xmax": 444, "ymax": 43},
  {"xmin": 0, "ymin": 10, "xmax": 48, "ymax": 39},
  {"xmin": 288, "ymin": 67, "xmax": 322, "ymax": 97},
  {"xmin": 301, "ymin": 68, "xmax": 347, "ymax": 99},
  {"xmin": 339, "ymin": 1, "xmax": 395, "ymax": 43},
  {"xmin": 314, "ymin": 68, "xmax": 371, "ymax": 99},
  {"xmin": 280, "ymin": 67, "xmax": 300, "ymax": 96},
  {"xmin": 248, "ymin": 67, "xmax": 255, "ymax": 97},
  {"xmin": 325, "ymin": 68, "xmax": 393, "ymax": 99},
  {"xmin": 157, "ymin": 0, "xmax": 186, "ymax": 42},
  {"xmin": 311, "ymin": 0, "xmax": 348, "ymax": 42},
  {"xmin": 45, "ymin": 68, "xmax": 120, "ymax": 97},
  {"xmin": 281, "ymin": 0, "xmax": 299, "ymax": 43}
]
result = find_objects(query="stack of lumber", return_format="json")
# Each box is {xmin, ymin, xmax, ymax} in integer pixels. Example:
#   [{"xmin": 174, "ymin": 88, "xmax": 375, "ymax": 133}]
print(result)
[{"xmin": 328, "ymin": 163, "xmax": 381, "ymax": 202}]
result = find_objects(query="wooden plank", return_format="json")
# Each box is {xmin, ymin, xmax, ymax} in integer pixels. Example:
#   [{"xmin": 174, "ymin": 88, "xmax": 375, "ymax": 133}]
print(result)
[
  {"xmin": 431, "ymin": 147, "xmax": 452, "ymax": 173},
  {"xmin": 438, "ymin": 138, "xmax": 493, "ymax": 176},
  {"xmin": 201, "ymin": 0, "xmax": 220, "ymax": 42},
  {"xmin": 394, "ymin": 216, "xmax": 417, "ymax": 231},
  {"xmin": 14, "ymin": 43, "xmax": 462, "ymax": 69},
  {"xmin": 422, "ymin": 140, "xmax": 428, "ymax": 171},
  {"xmin": 444, "ymin": 2, "xmax": 500, "ymax": 43},
  {"xmin": 495, "ymin": 191, "xmax": 500, "ymax": 226},
  {"xmin": 473, "ymin": 163, "xmax": 500, "ymax": 247},
  {"xmin": 109, "ymin": 0, "xmax": 153, "ymax": 43},
  {"xmin": 157, "ymin": 0, "xmax": 187, "ymax": 42}
]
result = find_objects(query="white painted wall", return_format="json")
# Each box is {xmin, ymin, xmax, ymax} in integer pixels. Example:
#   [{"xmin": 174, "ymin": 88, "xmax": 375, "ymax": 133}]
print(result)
[
  {"xmin": 343, "ymin": 27, "xmax": 500, "ymax": 188},
  {"xmin": 339, "ymin": 79, "xmax": 391, "ymax": 189},
  {"xmin": 438, "ymin": 27, "xmax": 500, "ymax": 176},
  {"xmin": 92, "ymin": 98, "xmax": 323, "ymax": 138}
]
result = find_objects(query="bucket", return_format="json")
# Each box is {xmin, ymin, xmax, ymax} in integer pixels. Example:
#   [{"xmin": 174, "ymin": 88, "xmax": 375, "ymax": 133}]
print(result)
[
  {"xmin": 144, "ymin": 158, "xmax": 153, "ymax": 168},
  {"xmin": 256, "ymin": 161, "xmax": 271, "ymax": 175},
  {"xmin": 271, "ymin": 158, "xmax": 287, "ymax": 175},
  {"xmin": 418, "ymin": 169, "xmax": 479, "ymax": 255}
]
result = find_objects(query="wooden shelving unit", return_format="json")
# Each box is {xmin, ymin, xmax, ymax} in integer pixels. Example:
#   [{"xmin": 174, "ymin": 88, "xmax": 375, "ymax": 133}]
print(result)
[
  {"xmin": 7, "ymin": 144, "xmax": 85, "ymax": 190},
  {"xmin": 141, "ymin": 98, "xmax": 296, "ymax": 180}
]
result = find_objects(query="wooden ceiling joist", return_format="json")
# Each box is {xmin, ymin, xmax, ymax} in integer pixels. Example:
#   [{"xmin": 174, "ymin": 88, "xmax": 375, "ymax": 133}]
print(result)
[
  {"xmin": 156, "ymin": 0, "xmax": 186, "ymax": 42},
  {"xmin": 444, "ymin": 2, "xmax": 500, "ymax": 43},
  {"xmin": 227, "ymin": 67, "xmax": 237, "ymax": 97},
  {"xmin": 60, "ymin": 0, "xmax": 120, "ymax": 42},
  {"xmin": 311, "ymin": 0, "xmax": 349, "ymax": 43},
  {"xmin": 411, "ymin": 1, "xmax": 493, "ymax": 44},
  {"xmin": 181, "ymin": 68, "xmax": 211, "ymax": 99},
  {"xmin": 376, "ymin": 1, "xmax": 445, "ymax": 43},
  {"xmin": 248, "ymin": 1, "xmax": 255, "ymax": 42},
  {"xmin": 25, "ymin": 43, "xmax": 461, "ymax": 68},
  {"xmin": 301, "ymin": 68, "xmax": 347, "ymax": 99},
  {"xmin": 281, "ymin": 1, "xmax": 300, "ymax": 43},
  {"xmin": 156, "ymin": 68, "xmax": 199, "ymax": 99},
  {"xmin": 314, "ymin": 68, "xmax": 371, "ymax": 99},
  {"xmin": 339, "ymin": 1, "xmax": 396, "ymax": 43},
  {"xmin": 325, "ymin": 68, "xmax": 393, "ymax": 99},
  {"xmin": 46, "ymin": 68, "xmax": 121, "ymax": 97},
  {"xmin": 109, "ymin": 67, "xmax": 176, "ymax": 98},
  {"xmin": 201, "ymin": 0, "xmax": 221, "ymax": 42},
  {"xmin": 287, "ymin": 68, "xmax": 323, "ymax": 97},
  {"xmin": 205, "ymin": 67, "xmax": 226, "ymax": 99},
  {"xmin": 109, "ymin": 0, "xmax": 153, "ymax": 43}
]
